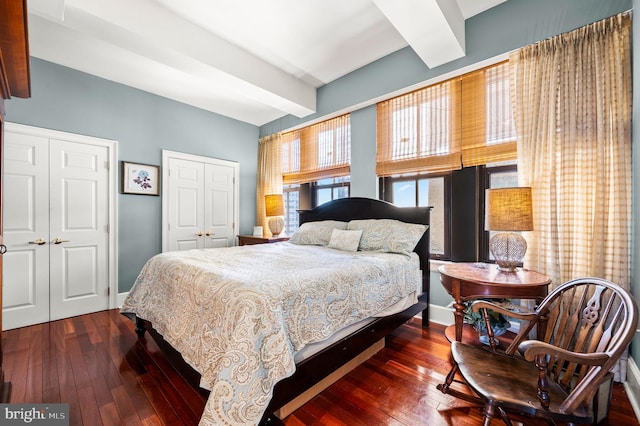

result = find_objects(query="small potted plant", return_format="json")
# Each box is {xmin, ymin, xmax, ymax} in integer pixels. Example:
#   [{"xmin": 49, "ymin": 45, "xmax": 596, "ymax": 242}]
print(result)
[{"xmin": 463, "ymin": 300, "xmax": 511, "ymax": 344}]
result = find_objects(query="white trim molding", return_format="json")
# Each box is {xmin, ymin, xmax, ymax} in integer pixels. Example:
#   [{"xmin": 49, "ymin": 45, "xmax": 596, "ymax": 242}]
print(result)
[
  {"xmin": 118, "ymin": 292, "xmax": 129, "ymax": 308},
  {"xmin": 626, "ymin": 355, "xmax": 640, "ymax": 422},
  {"xmin": 428, "ymin": 303, "xmax": 455, "ymax": 326}
]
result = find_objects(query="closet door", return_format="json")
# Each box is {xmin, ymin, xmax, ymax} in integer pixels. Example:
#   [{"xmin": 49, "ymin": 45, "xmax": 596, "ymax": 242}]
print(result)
[
  {"xmin": 2, "ymin": 125, "xmax": 114, "ymax": 330},
  {"xmin": 166, "ymin": 157, "xmax": 205, "ymax": 251},
  {"xmin": 163, "ymin": 150, "xmax": 238, "ymax": 252},
  {"xmin": 48, "ymin": 139, "xmax": 110, "ymax": 321},
  {"xmin": 2, "ymin": 132, "xmax": 50, "ymax": 329},
  {"xmin": 203, "ymin": 163, "xmax": 235, "ymax": 248}
]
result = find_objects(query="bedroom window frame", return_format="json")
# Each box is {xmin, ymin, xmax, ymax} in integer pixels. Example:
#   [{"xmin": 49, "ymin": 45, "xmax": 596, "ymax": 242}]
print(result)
[
  {"xmin": 380, "ymin": 173, "xmax": 450, "ymax": 260},
  {"xmin": 311, "ymin": 176, "xmax": 350, "ymax": 208}
]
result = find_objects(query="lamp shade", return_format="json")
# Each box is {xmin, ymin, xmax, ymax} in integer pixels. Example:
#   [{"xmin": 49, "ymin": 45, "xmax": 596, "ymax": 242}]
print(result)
[
  {"xmin": 265, "ymin": 194, "xmax": 284, "ymax": 217},
  {"xmin": 485, "ymin": 187, "xmax": 533, "ymax": 231}
]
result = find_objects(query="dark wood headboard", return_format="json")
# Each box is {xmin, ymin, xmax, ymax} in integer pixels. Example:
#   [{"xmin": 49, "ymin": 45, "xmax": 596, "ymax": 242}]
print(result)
[{"xmin": 298, "ymin": 197, "xmax": 432, "ymax": 304}]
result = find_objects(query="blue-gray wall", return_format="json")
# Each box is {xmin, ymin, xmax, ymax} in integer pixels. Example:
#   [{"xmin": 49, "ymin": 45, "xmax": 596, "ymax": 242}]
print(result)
[{"xmin": 5, "ymin": 58, "xmax": 259, "ymax": 292}]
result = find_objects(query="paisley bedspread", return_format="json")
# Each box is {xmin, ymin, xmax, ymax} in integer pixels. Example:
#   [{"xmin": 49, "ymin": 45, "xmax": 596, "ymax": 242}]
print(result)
[{"xmin": 120, "ymin": 242, "xmax": 421, "ymax": 425}]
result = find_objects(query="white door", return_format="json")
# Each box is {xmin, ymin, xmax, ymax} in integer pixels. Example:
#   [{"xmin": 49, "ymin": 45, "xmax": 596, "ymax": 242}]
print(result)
[
  {"xmin": 48, "ymin": 139, "xmax": 110, "ymax": 321},
  {"xmin": 203, "ymin": 163, "xmax": 235, "ymax": 248},
  {"xmin": 2, "ymin": 132, "xmax": 51, "ymax": 329},
  {"xmin": 167, "ymin": 158, "xmax": 205, "ymax": 251},
  {"xmin": 163, "ymin": 151, "xmax": 238, "ymax": 252},
  {"xmin": 2, "ymin": 126, "xmax": 114, "ymax": 330}
]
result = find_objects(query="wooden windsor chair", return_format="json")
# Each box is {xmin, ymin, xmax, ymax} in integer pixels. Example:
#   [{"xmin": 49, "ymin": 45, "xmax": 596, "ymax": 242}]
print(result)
[{"xmin": 437, "ymin": 277, "xmax": 639, "ymax": 425}]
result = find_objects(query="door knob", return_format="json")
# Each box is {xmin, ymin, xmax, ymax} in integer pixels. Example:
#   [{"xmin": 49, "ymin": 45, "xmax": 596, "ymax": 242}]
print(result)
[
  {"xmin": 52, "ymin": 237, "xmax": 70, "ymax": 244},
  {"xmin": 29, "ymin": 238, "xmax": 47, "ymax": 245},
  {"xmin": 196, "ymin": 231, "xmax": 204, "ymax": 236},
  {"xmin": 0, "ymin": 245, "xmax": 7, "ymax": 254},
  {"xmin": 205, "ymin": 231, "xmax": 214, "ymax": 236}
]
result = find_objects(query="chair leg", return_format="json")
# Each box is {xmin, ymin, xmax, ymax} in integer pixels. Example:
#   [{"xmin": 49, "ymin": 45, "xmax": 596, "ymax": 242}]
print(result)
[
  {"xmin": 437, "ymin": 364, "xmax": 485, "ymax": 405},
  {"xmin": 437, "ymin": 364, "xmax": 459, "ymax": 394},
  {"xmin": 482, "ymin": 404, "xmax": 496, "ymax": 426}
]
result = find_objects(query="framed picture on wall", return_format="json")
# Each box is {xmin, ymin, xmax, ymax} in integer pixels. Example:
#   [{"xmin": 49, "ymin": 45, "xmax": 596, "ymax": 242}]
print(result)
[{"xmin": 121, "ymin": 161, "xmax": 160, "ymax": 196}]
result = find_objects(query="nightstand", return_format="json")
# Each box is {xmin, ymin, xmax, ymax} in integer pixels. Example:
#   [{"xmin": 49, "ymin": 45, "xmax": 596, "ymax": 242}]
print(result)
[{"xmin": 237, "ymin": 235, "xmax": 290, "ymax": 246}]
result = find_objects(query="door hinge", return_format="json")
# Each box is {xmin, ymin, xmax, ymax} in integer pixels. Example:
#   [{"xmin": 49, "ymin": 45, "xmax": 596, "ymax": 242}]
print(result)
[
  {"xmin": 105, "ymin": 160, "xmax": 110, "ymax": 170},
  {"xmin": 107, "ymin": 287, "xmax": 111, "ymax": 296}
]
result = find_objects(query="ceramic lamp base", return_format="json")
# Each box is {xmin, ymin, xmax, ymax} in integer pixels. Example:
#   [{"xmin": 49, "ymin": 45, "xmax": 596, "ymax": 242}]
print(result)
[{"xmin": 268, "ymin": 216, "xmax": 284, "ymax": 237}]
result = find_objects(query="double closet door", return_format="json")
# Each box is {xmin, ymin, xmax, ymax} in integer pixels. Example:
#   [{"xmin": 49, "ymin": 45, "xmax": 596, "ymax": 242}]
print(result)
[
  {"xmin": 163, "ymin": 150, "xmax": 238, "ymax": 252},
  {"xmin": 2, "ymin": 124, "xmax": 115, "ymax": 330}
]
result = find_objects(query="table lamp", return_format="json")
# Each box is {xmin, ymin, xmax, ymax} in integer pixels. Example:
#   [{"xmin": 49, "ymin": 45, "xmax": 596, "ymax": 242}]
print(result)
[
  {"xmin": 485, "ymin": 187, "xmax": 533, "ymax": 272},
  {"xmin": 265, "ymin": 194, "xmax": 285, "ymax": 237}
]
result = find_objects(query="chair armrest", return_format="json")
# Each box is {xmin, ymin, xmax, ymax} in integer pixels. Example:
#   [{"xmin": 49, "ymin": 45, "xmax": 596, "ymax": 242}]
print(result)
[
  {"xmin": 519, "ymin": 340, "xmax": 609, "ymax": 365},
  {"xmin": 471, "ymin": 300, "xmax": 537, "ymax": 322}
]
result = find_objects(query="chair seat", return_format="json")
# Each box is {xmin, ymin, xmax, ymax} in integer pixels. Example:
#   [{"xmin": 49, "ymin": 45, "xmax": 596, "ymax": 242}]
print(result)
[{"xmin": 451, "ymin": 341, "xmax": 593, "ymax": 423}]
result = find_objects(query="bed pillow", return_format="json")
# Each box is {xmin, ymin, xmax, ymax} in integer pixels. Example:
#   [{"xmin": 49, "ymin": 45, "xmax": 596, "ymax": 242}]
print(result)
[
  {"xmin": 289, "ymin": 220, "xmax": 348, "ymax": 246},
  {"xmin": 347, "ymin": 219, "xmax": 428, "ymax": 254},
  {"xmin": 327, "ymin": 229, "xmax": 363, "ymax": 252}
]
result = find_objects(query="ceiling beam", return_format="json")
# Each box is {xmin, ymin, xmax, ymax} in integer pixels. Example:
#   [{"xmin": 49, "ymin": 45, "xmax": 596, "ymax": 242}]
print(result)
[
  {"xmin": 373, "ymin": 0, "xmax": 465, "ymax": 69},
  {"xmin": 30, "ymin": 0, "xmax": 317, "ymax": 119}
]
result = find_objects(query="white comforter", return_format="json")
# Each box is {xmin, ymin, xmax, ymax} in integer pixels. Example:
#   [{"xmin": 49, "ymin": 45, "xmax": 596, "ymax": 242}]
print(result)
[{"xmin": 120, "ymin": 242, "xmax": 421, "ymax": 425}]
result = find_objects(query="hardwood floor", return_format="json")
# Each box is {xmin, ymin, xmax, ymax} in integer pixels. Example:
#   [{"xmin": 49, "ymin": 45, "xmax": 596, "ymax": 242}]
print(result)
[{"xmin": 2, "ymin": 309, "xmax": 639, "ymax": 426}]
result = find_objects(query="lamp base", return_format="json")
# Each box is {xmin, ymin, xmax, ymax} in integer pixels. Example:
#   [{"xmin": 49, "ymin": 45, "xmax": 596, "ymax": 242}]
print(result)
[
  {"xmin": 489, "ymin": 232, "xmax": 527, "ymax": 272},
  {"xmin": 268, "ymin": 217, "xmax": 284, "ymax": 237}
]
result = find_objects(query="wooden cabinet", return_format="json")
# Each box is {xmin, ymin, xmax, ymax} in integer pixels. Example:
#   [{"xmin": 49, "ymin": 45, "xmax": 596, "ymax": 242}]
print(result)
[
  {"xmin": 0, "ymin": 0, "xmax": 31, "ymax": 402},
  {"xmin": 237, "ymin": 235, "xmax": 290, "ymax": 246}
]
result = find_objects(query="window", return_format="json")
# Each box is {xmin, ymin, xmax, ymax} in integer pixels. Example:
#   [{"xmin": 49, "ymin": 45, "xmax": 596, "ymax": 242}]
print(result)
[
  {"xmin": 283, "ymin": 184, "xmax": 300, "ymax": 235},
  {"xmin": 282, "ymin": 114, "xmax": 352, "ymax": 233},
  {"xmin": 378, "ymin": 61, "xmax": 517, "ymax": 261},
  {"xmin": 382, "ymin": 174, "xmax": 448, "ymax": 258},
  {"xmin": 313, "ymin": 176, "xmax": 350, "ymax": 207}
]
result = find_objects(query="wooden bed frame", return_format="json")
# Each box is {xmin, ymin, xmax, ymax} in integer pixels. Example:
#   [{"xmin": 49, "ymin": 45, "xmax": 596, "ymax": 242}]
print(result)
[{"xmin": 131, "ymin": 197, "xmax": 431, "ymax": 424}]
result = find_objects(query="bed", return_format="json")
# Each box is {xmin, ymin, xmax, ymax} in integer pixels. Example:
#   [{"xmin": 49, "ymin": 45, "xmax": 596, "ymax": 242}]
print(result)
[{"xmin": 121, "ymin": 197, "xmax": 431, "ymax": 425}]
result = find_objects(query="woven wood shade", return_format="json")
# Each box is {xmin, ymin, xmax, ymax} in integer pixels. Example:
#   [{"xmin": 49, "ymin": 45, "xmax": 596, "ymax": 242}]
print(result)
[
  {"xmin": 376, "ymin": 61, "xmax": 516, "ymax": 177},
  {"xmin": 282, "ymin": 114, "xmax": 350, "ymax": 184}
]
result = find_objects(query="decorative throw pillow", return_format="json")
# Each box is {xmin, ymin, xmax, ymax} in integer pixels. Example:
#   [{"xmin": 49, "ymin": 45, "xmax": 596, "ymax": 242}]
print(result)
[
  {"xmin": 288, "ymin": 220, "xmax": 348, "ymax": 246},
  {"xmin": 347, "ymin": 219, "xmax": 428, "ymax": 254},
  {"xmin": 327, "ymin": 229, "xmax": 363, "ymax": 252}
]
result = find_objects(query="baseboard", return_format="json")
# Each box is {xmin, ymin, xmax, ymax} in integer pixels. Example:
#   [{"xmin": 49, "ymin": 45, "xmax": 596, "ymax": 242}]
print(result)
[
  {"xmin": 427, "ymin": 303, "xmax": 454, "ymax": 326},
  {"xmin": 117, "ymin": 292, "xmax": 129, "ymax": 307},
  {"xmin": 625, "ymin": 356, "xmax": 640, "ymax": 422}
]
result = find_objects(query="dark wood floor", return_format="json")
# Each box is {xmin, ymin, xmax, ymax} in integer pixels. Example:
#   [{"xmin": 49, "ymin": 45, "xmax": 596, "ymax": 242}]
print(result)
[{"xmin": 3, "ymin": 309, "xmax": 639, "ymax": 426}]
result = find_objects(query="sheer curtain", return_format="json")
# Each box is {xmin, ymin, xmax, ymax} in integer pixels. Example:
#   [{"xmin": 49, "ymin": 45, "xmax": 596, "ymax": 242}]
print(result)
[
  {"xmin": 256, "ymin": 133, "xmax": 282, "ymax": 237},
  {"xmin": 510, "ymin": 12, "xmax": 632, "ymax": 379}
]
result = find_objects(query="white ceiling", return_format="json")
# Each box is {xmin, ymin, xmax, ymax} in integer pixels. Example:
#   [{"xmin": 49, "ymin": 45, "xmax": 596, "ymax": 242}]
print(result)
[{"xmin": 27, "ymin": 0, "xmax": 507, "ymax": 126}]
